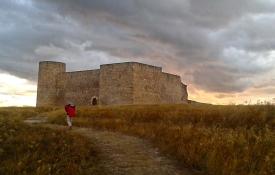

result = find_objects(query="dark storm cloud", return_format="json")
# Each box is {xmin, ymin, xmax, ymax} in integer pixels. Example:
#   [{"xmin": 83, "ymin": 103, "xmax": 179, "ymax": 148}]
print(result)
[
  {"xmin": 192, "ymin": 64, "xmax": 252, "ymax": 93},
  {"xmin": 0, "ymin": 0, "xmax": 88, "ymax": 79},
  {"xmin": 1, "ymin": 0, "xmax": 275, "ymax": 94}
]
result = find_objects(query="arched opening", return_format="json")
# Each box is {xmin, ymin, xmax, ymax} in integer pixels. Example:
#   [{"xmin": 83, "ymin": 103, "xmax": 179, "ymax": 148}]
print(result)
[{"xmin": 91, "ymin": 96, "xmax": 98, "ymax": 106}]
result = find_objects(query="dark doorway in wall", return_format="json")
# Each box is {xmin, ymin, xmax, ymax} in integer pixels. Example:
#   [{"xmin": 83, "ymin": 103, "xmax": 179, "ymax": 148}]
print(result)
[{"xmin": 92, "ymin": 97, "xmax": 98, "ymax": 106}]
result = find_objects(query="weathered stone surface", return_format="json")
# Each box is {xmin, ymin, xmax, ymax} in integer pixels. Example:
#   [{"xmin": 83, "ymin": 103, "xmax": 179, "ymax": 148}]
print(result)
[
  {"xmin": 36, "ymin": 61, "xmax": 66, "ymax": 106},
  {"xmin": 133, "ymin": 63, "xmax": 162, "ymax": 104},
  {"xmin": 159, "ymin": 73, "xmax": 188, "ymax": 104},
  {"xmin": 64, "ymin": 70, "xmax": 99, "ymax": 105},
  {"xmin": 36, "ymin": 61, "xmax": 188, "ymax": 106},
  {"xmin": 99, "ymin": 63, "xmax": 134, "ymax": 105}
]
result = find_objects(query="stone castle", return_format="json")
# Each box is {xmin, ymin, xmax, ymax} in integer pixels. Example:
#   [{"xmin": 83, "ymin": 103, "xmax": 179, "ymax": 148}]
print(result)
[{"xmin": 36, "ymin": 61, "xmax": 188, "ymax": 106}]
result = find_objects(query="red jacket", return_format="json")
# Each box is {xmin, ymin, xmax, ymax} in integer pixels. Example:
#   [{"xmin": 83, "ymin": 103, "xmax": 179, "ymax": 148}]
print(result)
[{"xmin": 65, "ymin": 104, "xmax": 76, "ymax": 117}]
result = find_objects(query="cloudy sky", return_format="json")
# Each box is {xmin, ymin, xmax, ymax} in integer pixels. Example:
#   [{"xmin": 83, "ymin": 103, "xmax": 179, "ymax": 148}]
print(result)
[{"xmin": 1, "ymin": 0, "xmax": 275, "ymax": 106}]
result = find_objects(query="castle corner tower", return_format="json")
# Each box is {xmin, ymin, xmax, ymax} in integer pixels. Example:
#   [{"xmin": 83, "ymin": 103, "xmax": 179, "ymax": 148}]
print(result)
[{"xmin": 36, "ymin": 61, "xmax": 66, "ymax": 107}]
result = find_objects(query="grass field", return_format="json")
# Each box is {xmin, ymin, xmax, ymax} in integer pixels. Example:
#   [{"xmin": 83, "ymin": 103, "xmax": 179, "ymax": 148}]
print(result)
[
  {"xmin": 0, "ymin": 105, "xmax": 274, "ymax": 175},
  {"xmin": 45, "ymin": 104, "xmax": 275, "ymax": 175},
  {"xmin": 0, "ymin": 107, "xmax": 107, "ymax": 175}
]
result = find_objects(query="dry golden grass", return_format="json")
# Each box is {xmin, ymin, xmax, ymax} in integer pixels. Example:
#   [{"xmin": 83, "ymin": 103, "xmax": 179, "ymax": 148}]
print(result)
[
  {"xmin": 46, "ymin": 104, "xmax": 275, "ymax": 175},
  {"xmin": 0, "ymin": 108, "xmax": 107, "ymax": 175}
]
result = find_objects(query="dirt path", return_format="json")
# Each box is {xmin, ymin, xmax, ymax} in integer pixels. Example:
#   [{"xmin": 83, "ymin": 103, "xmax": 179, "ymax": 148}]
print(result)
[{"xmin": 25, "ymin": 117, "xmax": 192, "ymax": 175}]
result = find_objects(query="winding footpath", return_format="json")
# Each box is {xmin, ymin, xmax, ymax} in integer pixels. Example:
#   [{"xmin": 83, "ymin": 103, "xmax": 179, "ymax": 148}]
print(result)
[{"xmin": 25, "ymin": 117, "xmax": 192, "ymax": 175}]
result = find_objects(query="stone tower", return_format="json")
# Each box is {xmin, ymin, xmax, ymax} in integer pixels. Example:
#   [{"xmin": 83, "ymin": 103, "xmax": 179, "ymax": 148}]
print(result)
[{"xmin": 36, "ymin": 61, "xmax": 66, "ymax": 107}]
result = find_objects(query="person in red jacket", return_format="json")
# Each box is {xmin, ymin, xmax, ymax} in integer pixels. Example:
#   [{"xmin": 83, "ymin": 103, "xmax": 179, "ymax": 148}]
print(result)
[{"xmin": 65, "ymin": 102, "xmax": 76, "ymax": 129}]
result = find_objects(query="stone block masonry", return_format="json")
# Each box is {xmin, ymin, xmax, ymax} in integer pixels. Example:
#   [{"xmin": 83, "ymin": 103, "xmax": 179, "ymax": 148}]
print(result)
[{"xmin": 36, "ymin": 61, "xmax": 188, "ymax": 106}]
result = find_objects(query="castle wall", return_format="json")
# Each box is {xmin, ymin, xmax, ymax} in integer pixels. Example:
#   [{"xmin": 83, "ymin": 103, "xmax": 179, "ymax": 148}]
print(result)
[
  {"xmin": 37, "ymin": 61, "xmax": 188, "ymax": 106},
  {"xmin": 36, "ymin": 61, "xmax": 65, "ymax": 106},
  {"xmin": 99, "ymin": 63, "xmax": 134, "ymax": 105},
  {"xmin": 159, "ymin": 73, "xmax": 188, "ymax": 104},
  {"xmin": 181, "ymin": 83, "xmax": 188, "ymax": 103},
  {"xmin": 132, "ymin": 63, "xmax": 162, "ymax": 104},
  {"xmin": 63, "ymin": 70, "xmax": 100, "ymax": 106},
  {"xmin": 132, "ymin": 63, "xmax": 188, "ymax": 104},
  {"xmin": 55, "ymin": 72, "xmax": 66, "ymax": 105}
]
